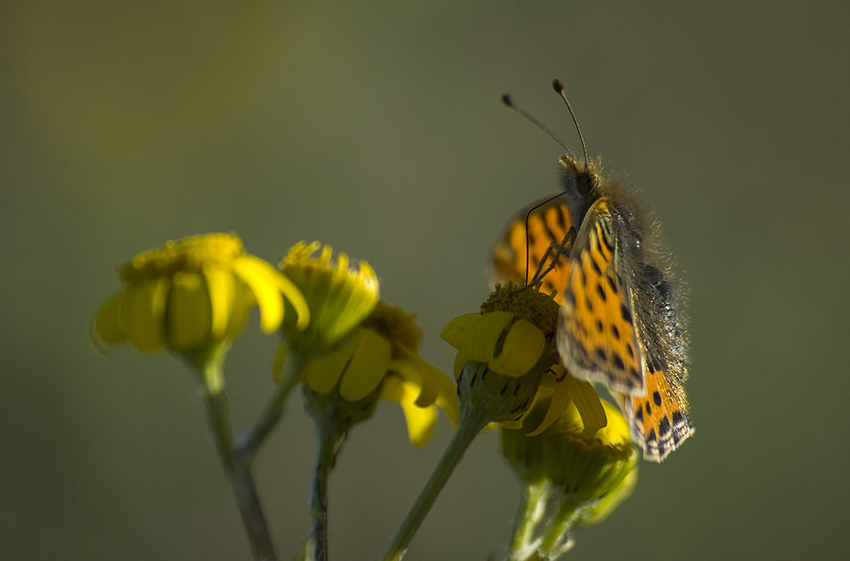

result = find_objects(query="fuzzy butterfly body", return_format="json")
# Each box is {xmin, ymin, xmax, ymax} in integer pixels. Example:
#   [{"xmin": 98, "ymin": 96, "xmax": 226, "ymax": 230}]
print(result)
[{"xmin": 492, "ymin": 149, "xmax": 694, "ymax": 462}]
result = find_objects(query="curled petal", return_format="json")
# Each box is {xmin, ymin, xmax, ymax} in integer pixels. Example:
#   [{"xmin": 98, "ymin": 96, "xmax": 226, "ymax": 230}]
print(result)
[
  {"xmin": 92, "ymin": 292, "xmax": 126, "ymax": 346},
  {"xmin": 452, "ymin": 350, "xmax": 467, "ymax": 381},
  {"xmin": 439, "ymin": 313, "xmax": 480, "ymax": 349},
  {"xmin": 202, "ymin": 264, "xmax": 236, "ymax": 340},
  {"xmin": 167, "ymin": 271, "xmax": 213, "ymax": 352},
  {"xmin": 391, "ymin": 347, "xmax": 436, "ymax": 406},
  {"xmin": 526, "ymin": 376, "xmax": 572, "ymax": 437},
  {"xmin": 339, "ymin": 329, "xmax": 392, "ymax": 401},
  {"xmin": 122, "ymin": 277, "xmax": 170, "ymax": 352},
  {"xmin": 429, "ymin": 362, "xmax": 459, "ymax": 427},
  {"xmin": 274, "ymin": 272, "xmax": 310, "ymax": 330},
  {"xmin": 231, "ymin": 255, "xmax": 285, "ymax": 333},
  {"xmin": 380, "ymin": 376, "xmax": 437, "ymax": 447},
  {"xmin": 569, "ymin": 378, "xmax": 608, "ymax": 436}
]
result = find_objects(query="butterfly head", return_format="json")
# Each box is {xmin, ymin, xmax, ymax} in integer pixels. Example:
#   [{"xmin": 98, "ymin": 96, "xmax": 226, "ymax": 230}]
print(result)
[{"xmin": 559, "ymin": 152, "xmax": 602, "ymax": 231}]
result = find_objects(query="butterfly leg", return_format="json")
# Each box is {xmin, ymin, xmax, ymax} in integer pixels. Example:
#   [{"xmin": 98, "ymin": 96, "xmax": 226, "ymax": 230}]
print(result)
[{"xmin": 530, "ymin": 227, "xmax": 576, "ymax": 288}]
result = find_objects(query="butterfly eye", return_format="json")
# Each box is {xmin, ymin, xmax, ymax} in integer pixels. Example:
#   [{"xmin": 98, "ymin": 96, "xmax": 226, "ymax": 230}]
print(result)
[{"xmin": 577, "ymin": 174, "xmax": 594, "ymax": 196}]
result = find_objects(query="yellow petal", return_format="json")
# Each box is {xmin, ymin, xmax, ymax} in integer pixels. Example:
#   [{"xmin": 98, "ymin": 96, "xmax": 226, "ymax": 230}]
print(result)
[
  {"xmin": 489, "ymin": 318, "xmax": 545, "ymax": 378},
  {"xmin": 462, "ymin": 311, "xmax": 514, "ymax": 363},
  {"xmin": 167, "ymin": 271, "xmax": 213, "ymax": 352},
  {"xmin": 526, "ymin": 376, "xmax": 573, "ymax": 437},
  {"xmin": 380, "ymin": 376, "xmax": 437, "ymax": 447},
  {"xmin": 224, "ymin": 283, "xmax": 252, "ymax": 339},
  {"xmin": 500, "ymin": 418, "xmax": 524, "ymax": 430},
  {"xmin": 339, "ymin": 328, "xmax": 392, "ymax": 401},
  {"xmin": 304, "ymin": 333, "xmax": 360, "ymax": 394},
  {"xmin": 390, "ymin": 348, "xmax": 436, "ymax": 407},
  {"xmin": 274, "ymin": 271, "xmax": 311, "ymax": 330},
  {"xmin": 569, "ymin": 378, "xmax": 608, "ymax": 436},
  {"xmin": 231, "ymin": 255, "xmax": 284, "ymax": 333},
  {"xmin": 439, "ymin": 313, "xmax": 480, "ymax": 349},
  {"xmin": 431, "ymin": 363, "xmax": 460, "ymax": 428},
  {"xmin": 452, "ymin": 350, "xmax": 467, "ymax": 380},
  {"xmin": 93, "ymin": 292, "xmax": 126, "ymax": 346},
  {"xmin": 202, "ymin": 264, "xmax": 236, "ymax": 340},
  {"xmin": 121, "ymin": 277, "xmax": 170, "ymax": 352}
]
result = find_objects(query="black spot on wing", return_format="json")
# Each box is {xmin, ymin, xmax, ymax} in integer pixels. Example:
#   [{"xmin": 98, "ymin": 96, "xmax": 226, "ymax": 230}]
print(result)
[
  {"xmin": 606, "ymin": 275, "xmax": 619, "ymax": 294},
  {"xmin": 591, "ymin": 258, "xmax": 602, "ymax": 276},
  {"xmin": 658, "ymin": 415, "xmax": 671, "ymax": 438},
  {"xmin": 646, "ymin": 428, "xmax": 657, "ymax": 446},
  {"xmin": 597, "ymin": 227, "xmax": 614, "ymax": 254},
  {"xmin": 613, "ymin": 354, "xmax": 625, "ymax": 370},
  {"xmin": 653, "ymin": 391, "xmax": 662, "ymax": 406}
]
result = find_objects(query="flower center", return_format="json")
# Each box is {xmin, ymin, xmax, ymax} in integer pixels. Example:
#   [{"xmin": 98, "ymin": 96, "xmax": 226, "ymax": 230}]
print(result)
[{"xmin": 120, "ymin": 233, "xmax": 243, "ymax": 282}]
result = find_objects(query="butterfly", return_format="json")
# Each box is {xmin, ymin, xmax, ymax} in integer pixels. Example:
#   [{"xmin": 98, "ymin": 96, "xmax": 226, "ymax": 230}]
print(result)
[{"xmin": 492, "ymin": 80, "xmax": 693, "ymax": 462}]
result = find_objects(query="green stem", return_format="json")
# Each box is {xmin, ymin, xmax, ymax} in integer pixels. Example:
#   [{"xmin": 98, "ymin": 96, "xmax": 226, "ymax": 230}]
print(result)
[
  {"xmin": 238, "ymin": 350, "xmax": 310, "ymax": 460},
  {"xmin": 538, "ymin": 501, "xmax": 581, "ymax": 559},
  {"xmin": 308, "ymin": 421, "xmax": 338, "ymax": 561},
  {"xmin": 379, "ymin": 409, "xmax": 487, "ymax": 561},
  {"xmin": 508, "ymin": 481, "xmax": 549, "ymax": 560},
  {"xmin": 196, "ymin": 348, "xmax": 278, "ymax": 561}
]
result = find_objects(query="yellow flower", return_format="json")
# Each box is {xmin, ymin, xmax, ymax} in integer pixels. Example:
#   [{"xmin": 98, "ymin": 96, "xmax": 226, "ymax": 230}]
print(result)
[
  {"xmin": 92, "ymin": 233, "xmax": 309, "ymax": 354},
  {"xmin": 501, "ymin": 398, "xmax": 638, "ymax": 559},
  {"xmin": 279, "ymin": 241, "xmax": 379, "ymax": 353},
  {"xmin": 441, "ymin": 282, "xmax": 603, "ymax": 433},
  {"xmin": 300, "ymin": 301, "xmax": 458, "ymax": 447}
]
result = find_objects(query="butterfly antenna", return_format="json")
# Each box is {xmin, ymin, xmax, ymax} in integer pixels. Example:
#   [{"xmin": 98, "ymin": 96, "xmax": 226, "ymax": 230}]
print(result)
[
  {"xmin": 501, "ymin": 94, "xmax": 574, "ymax": 157},
  {"xmin": 552, "ymin": 79, "xmax": 590, "ymax": 171},
  {"xmin": 522, "ymin": 192, "xmax": 563, "ymax": 285}
]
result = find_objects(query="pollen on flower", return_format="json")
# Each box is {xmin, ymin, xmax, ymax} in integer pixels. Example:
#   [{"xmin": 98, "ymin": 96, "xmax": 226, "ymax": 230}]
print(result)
[
  {"xmin": 481, "ymin": 282, "xmax": 559, "ymax": 338},
  {"xmin": 120, "ymin": 233, "xmax": 243, "ymax": 282},
  {"xmin": 362, "ymin": 301, "xmax": 423, "ymax": 353}
]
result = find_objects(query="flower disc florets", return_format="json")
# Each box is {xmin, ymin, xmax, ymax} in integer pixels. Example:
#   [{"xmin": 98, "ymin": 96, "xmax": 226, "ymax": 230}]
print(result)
[
  {"xmin": 280, "ymin": 241, "xmax": 380, "ymax": 352},
  {"xmin": 480, "ymin": 282, "xmax": 560, "ymax": 338}
]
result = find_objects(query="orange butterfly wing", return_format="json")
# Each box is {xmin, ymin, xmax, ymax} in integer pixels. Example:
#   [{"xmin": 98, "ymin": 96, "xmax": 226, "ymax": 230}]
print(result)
[
  {"xmin": 625, "ymin": 365, "xmax": 693, "ymax": 462},
  {"xmin": 557, "ymin": 198, "xmax": 645, "ymax": 396},
  {"xmin": 491, "ymin": 197, "xmax": 572, "ymax": 298}
]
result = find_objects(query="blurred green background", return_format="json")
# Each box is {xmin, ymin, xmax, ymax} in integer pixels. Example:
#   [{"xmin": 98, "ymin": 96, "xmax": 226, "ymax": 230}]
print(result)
[{"xmin": 2, "ymin": 1, "xmax": 849, "ymax": 559}]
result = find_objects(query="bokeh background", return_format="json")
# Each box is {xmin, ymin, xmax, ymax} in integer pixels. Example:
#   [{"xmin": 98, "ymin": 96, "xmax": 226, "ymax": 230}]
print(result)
[{"xmin": 2, "ymin": 1, "xmax": 849, "ymax": 560}]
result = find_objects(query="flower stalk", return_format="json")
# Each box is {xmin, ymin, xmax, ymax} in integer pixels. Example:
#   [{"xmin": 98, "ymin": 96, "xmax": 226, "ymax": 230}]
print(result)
[
  {"xmin": 307, "ymin": 411, "xmax": 340, "ymax": 561},
  {"xmin": 191, "ymin": 345, "xmax": 278, "ymax": 561},
  {"xmin": 238, "ymin": 349, "xmax": 312, "ymax": 460},
  {"xmin": 379, "ymin": 398, "xmax": 488, "ymax": 561},
  {"xmin": 509, "ymin": 480, "xmax": 549, "ymax": 558}
]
